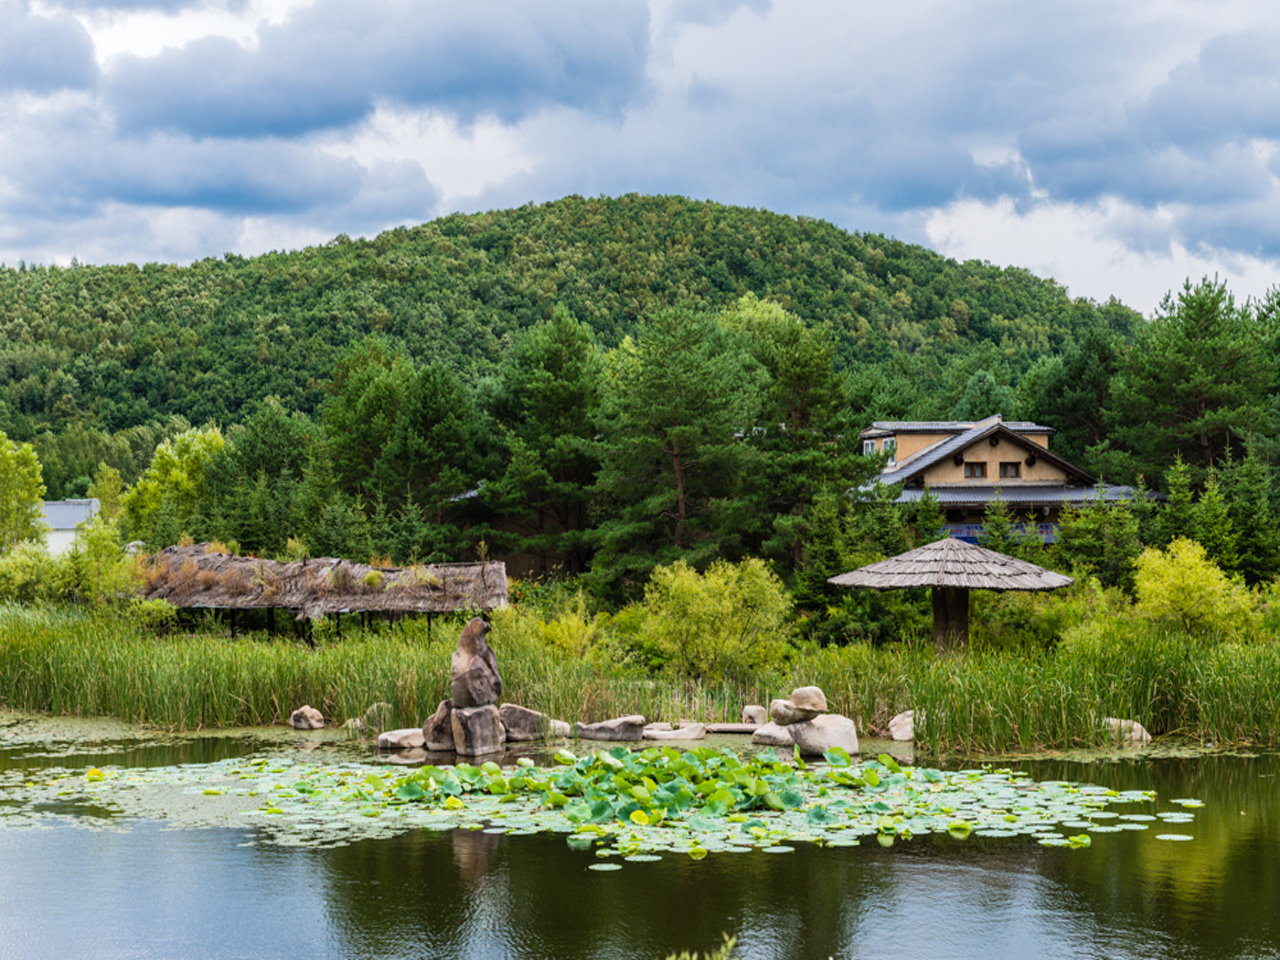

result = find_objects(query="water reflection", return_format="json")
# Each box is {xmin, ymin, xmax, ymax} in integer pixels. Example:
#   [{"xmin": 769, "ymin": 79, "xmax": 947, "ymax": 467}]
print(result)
[{"xmin": 2, "ymin": 711, "xmax": 1279, "ymax": 960}]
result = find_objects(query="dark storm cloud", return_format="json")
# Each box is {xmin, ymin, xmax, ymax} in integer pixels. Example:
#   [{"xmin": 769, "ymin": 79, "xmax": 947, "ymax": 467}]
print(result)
[
  {"xmin": 105, "ymin": 0, "xmax": 650, "ymax": 138},
  {"xmin": 10, "ymin": 120, "xmax": 375, "ymax": 216},
  {"xmin": 0, "ymin": 1, "xmax": 97, "ymax": 93}
]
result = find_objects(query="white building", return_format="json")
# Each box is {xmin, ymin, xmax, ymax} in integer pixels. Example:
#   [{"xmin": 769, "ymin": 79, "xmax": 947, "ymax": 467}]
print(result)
[{"xmin": 40, "ymin": 499, "xmax": 100, "ymax": 555}]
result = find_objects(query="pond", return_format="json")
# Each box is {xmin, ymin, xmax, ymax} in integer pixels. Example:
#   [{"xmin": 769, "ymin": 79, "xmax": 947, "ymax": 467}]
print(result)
[{"xmin": 0, "ymin": 711, "xmax": 1277, "ymax": 960}]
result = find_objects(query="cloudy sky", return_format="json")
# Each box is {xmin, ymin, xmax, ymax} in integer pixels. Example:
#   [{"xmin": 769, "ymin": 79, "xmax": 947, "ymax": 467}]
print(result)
[{"xmin": 4, "ymin": 0, "xmax": 1280, "ymax": 314}]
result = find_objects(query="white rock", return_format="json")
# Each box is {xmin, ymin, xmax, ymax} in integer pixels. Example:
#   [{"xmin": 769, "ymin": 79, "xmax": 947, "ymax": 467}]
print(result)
[
  {"xmin": 790, "ymin": 686, "xmax": 828, "ymax": 712},
  {"xmin": 643, "ymin": 723, "xmax": 707, "ymax": 741},
  {"xmin": 364, "ymin": 702, "xmax": 393, "ymax": 732},
  {"xmin": 1102, "ymin": 717, "xmax": 1152, "ymax": 744},
  {"xmin": 575, "ymin": 715, "xmax": 646, "ymax": 741},
  {"xmin": 790, "ymin": 714, "xmax": 859, "ymax": 757},
  {"xmin": 288, "ymin": 705, "xmax": 324, "ymax": 730},
  {"xmin": 377, "ymin": 727, "xmax": 426, "ymax": 750},
  {"xmin": 741, "ymin": 704, "xmax": 767, "ymax": 725},
  {"xmin": 644, "ymin": 721, "xmax": 673, "ymax": 732},
  {"xmin": 770, "ymin": 698, "xmax": 820, "ymax": 725},
  {"xmin": 549, "ymin": 719, "xmax": 573, "ymax": 738},
  {"xmin": 888, "ymin": 710, "xmax": 914, "ymax": 742},
  {"xmin": 751, "ymin": 721, "xmax": 794, "ymax": 746}
]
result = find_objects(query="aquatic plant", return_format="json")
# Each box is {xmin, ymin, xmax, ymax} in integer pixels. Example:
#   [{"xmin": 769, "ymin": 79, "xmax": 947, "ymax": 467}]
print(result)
[
  {"xmin": 2, "ymin": 605, "xmax": 1279, "ymax": 753},
  {"xmin": 7, "ymin": 746, "xmax": 1177, "ymax": 862}
]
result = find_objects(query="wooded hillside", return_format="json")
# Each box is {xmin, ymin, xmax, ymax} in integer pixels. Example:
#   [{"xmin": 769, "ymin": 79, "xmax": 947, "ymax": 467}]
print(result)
[{"xmin": 0, "ymin": 194, "xmax": 1140, "ymax": 439}]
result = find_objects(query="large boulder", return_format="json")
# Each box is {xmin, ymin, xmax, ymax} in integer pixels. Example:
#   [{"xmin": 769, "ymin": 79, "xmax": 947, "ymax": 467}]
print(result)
[
  {"xmin": 423, "ymin": 699, "xmax": 455, "ymax": 751},
  {"xmin": 888, "ymin": 710, "xmax": 914, "ymax": 742},
  {"xmin": 790, "ymin": 714, "xmax": 859, "ymax": 757},
  {"xmin": 790, "ymin": 686, "xmax": 828, "ymax": 712},
  {"xmin": 288, "ymin": 705, "xmax": 324, "ymax": 730},
  {"xmin": 769, "ymin": 698, "xmax": 820, "ymax": 725},
  {"xmin": 377, "ymin": 727, "xmax": 425, "ymax": 750},
  {"xmin": 751, "ymin": 721, "xmax": 794, "ymax": 746},
  {"xmin": 451, "ymin": 617, "xmax": 503, "ymax": 708},
  {"xmin": 574, "ymin": 715, "xmax": 645, "ymax": 742},
  {"xmin": 643, "ymin": 723, "xmax": 707, "ymax": 741},
  {"xmin": 499, "ymin": 703, "xmax": 557, "ymax": 742},
  {"xmin": 452, "ymin": 704, "xmax": 505, "ymax": 756},
  {"xmin": 741, "ymin": 705, "xmax": 767, "ymax": 725},
  {"xmin": 547, "ymin": 718, "xmax": 573, "ymax": 738}
]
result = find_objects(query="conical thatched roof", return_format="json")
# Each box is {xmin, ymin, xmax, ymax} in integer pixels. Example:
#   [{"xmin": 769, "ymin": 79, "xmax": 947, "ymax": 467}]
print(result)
[
  {"xmin": 827, "ymin": 536, "xmax": 1073, "ymax": 592},
  {"xmin": 142, "ymin": 543, "xmax": 508, "ymax": 619}
]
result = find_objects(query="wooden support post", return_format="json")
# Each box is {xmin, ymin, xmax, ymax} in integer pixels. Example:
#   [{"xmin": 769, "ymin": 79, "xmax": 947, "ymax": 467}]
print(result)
[
  {"xmin": 267, "ymin": 607, "xmax": 275, "ymax": 638},
  {"xmin": 931, "ymin": 586, "xmax": 970, "ymax": 654},
  {"xmin": 335, "ymin": 612, "xmax": 341, "ymax": 639},
  {"xmin": 230, "ymin": 609, "xmax": 237, "ymax": 639}
]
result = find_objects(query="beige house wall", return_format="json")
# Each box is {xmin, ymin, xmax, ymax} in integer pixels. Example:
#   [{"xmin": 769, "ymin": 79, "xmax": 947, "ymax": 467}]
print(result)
[
  {"xmin": 893, "ymin": 433, "xmax": 954, "ymax": 463},
  {"xmin": 918, "ymin": 439, "xmax": 1069, "ymax": 484},
  {"xmin": 886, "ymin": 429, "xmax": 1051, "ymax": 466}
]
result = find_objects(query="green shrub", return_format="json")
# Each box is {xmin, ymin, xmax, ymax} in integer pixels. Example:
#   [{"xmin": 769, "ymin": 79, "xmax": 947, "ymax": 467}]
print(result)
[
  {"xmin": 637, "ymin": 558, "xmax": 793, "ymax": 682},
  {"xmin": 0, "ymin": 542, "xmax": 70, "ymax": 604},
  {"xmin": 1134, "ymin": 538, "xmax": 1257, "ymax": 639}
]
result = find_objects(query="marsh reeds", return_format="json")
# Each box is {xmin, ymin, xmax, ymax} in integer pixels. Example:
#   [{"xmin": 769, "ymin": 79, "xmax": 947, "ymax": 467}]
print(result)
[{"xmin": 1, "ymin": 605, "xmax": 1278, "ymax": 754}]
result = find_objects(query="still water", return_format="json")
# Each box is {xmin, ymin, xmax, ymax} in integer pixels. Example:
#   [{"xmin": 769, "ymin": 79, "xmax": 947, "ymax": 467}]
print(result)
[{"xmin": 0, "ymin": 713, "xmax": 1276, "ymax": 960}]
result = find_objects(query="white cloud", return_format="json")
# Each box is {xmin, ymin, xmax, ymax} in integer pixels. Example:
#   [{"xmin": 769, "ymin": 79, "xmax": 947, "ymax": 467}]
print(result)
[
  {"xmin": 319, "ymin": 104, "xmax": 536, "ymax": 210},
  {"xmin": 924, "ymin": 196, "xmax": 1279, "ymax": 315}
]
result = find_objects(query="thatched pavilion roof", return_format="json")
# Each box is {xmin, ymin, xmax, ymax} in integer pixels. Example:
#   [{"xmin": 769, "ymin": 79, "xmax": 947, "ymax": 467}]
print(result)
[
  {"xmin": 827, "ymin": 536, "xmax": 1073, "ymax": 592},
  {"xmin": 142, "ymin": 543, "xmax": 508, "ymax": 619}
]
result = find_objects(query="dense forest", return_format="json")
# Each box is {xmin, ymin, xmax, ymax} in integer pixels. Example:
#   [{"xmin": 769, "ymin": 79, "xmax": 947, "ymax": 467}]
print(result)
[
  {"xmin": 2, "ymin": 194, "xmax": 1278, "ymax": 617},
  {"xmin": 0, "ymin": 194, "xmax": 1138, "ymax": 442}
]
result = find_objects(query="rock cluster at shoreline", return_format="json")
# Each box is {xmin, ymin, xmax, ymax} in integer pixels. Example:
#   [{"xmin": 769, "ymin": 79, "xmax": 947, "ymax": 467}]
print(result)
[{"xmin": 751, "ymin": 685, "xmax": 860, "ymax": 756}]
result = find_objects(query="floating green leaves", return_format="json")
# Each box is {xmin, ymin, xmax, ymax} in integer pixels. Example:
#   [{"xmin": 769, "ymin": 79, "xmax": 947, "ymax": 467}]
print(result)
[{"xmin": 0, "ymin": 746, "xmax": 1200, "ymax": 863}]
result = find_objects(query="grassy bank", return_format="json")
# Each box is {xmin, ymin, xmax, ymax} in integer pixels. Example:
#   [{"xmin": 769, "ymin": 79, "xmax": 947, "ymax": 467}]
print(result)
[{"xmin": 1, "ymin": 605, "xmax": 1278, "ymax": 755}]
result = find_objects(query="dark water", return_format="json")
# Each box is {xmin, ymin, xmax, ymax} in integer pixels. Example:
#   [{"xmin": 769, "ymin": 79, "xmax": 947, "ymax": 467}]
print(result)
[{"xmin": 1, "ymin": 718, "xmax": 1277, "ymax": 960}]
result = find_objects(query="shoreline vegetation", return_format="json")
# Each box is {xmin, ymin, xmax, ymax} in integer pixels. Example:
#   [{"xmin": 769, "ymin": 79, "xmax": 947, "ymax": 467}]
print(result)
[{"xmin": 2, "ymin": 603, "xmax": 1277, "ymax": 757}]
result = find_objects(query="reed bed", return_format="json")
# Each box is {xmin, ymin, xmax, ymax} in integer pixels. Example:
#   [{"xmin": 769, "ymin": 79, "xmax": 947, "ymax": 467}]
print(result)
[{"xmin": 2, "ymin": 605, "xmax": 1279, "ymax": 755}]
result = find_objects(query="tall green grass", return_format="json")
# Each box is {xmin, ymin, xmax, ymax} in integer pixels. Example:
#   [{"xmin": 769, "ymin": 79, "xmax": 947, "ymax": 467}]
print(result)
[{"xmin": 2, "ymin": 605, "xmax": 1279, "ymax": 755}]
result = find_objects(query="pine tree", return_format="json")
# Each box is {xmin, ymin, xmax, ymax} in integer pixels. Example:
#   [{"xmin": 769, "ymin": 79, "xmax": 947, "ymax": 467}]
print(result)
[
  {"xmin": 978, "ymin": 490, "xmax": 1016, "ymax": 555},
  {"xmin": 1054, "ymin": 490, "xmax": 1141, "ymax": 592},
  {"xmin": 590, "ymin": 307, "xmax": 766, "ymax": 594},
  {"xmin": 1157, "ymin": 456, "xmax": 1195, "ymax": 546},
  {"xmin": 1193, "ymin": 466, "xmax": 1239, "ymax": 572},
  {"xmin": 911, "ymin": 485, "xmax": 946, "ymax": 545},
  {"xmin": 795, "ymin": 485, "xmax": 847, "ymax": 607},
  {"xmin": 1223, "ymin": 443, "xmax": 1279, "ymax": 584}
]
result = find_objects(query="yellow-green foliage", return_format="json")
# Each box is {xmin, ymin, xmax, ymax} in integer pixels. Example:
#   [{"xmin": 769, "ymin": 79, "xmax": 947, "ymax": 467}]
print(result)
[
  {"xmin": 638, "ymin": 558, "xmax": 793, "ymax": 682},
  {"xmin": 0, "ymin": 430, "xmax": 47, "ymax": 553},
  {"xmin": 65, "ymin": 517, "xmax": 140, "ymax": 607},
  {"xmin": 662, "ymin": 935, "xmax": 737, "ymax": 960},
  {"xmin": 1134, "ymin": 538, "xmax": 1256, "ymax": 637},
  {"xmin": 536, "ymin": 591, "xmax": 604, "ymax": 658},
  {"xmin": 362, "ymin": 570, "xmax": 384, "ymax": 592},
  {"xmin": 0, "ymin": 542, "xmax": 69, "ymax": 604},
  {"xmin": 119, "ymin": 425, "xmax": 225, "ymax": 543}
]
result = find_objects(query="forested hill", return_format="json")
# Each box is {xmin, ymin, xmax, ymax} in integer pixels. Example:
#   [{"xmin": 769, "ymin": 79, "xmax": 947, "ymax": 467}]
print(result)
[{"xmin": 0, "ymin": 193, "xmax": 1140, "ymax": 439}]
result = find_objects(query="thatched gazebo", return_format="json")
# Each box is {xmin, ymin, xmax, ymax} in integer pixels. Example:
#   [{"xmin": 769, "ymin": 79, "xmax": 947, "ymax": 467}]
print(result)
[
  {"xmin": 827, "ymin": 537, "xmax": 1073, "ymax": 652},
  {"xmin": 141, "ymin": 543, "xmax": 508, "ymax": 638}
]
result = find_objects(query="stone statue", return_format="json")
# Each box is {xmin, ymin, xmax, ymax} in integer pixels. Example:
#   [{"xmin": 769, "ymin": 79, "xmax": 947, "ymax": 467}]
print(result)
[{"xmin": 450, "ymin": 617, "xmax": 502, "ymax": 708}]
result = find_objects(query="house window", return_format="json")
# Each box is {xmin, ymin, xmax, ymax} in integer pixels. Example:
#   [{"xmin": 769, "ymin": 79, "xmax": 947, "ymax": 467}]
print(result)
[
  {"xmin": 863, "ymin": 439, "xmax": 878, "ymax": 456},
  {"xmin": 964, "ymin": 462, "xmax": 987, "ymax": 479},
  {"xmin": 999, "ymin": 462, "xmax": 1020, "ymax": 479},
  {"xmin": 883, "ymin": 437, "xmax": 896, "ymax": 464}
]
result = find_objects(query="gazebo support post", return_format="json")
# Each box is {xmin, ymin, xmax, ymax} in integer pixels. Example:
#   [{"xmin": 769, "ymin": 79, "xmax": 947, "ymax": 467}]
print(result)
[
  {"xmin": 267, "ymin": 607, "xmax": 275, "ymax": 638},
  {"xmin": 931, "ymin": 586, "xmax": 970, "ymax": 653}
]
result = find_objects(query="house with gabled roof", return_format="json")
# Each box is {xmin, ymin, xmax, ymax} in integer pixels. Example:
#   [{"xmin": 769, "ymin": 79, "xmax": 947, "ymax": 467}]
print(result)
[
  {"xmin": 40, "ymin": 499, "xmax": 99, "ymax": 555},
  {"xmin": 861, "ymin": 415, "xmax": 1138, "ymax": 542}
]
